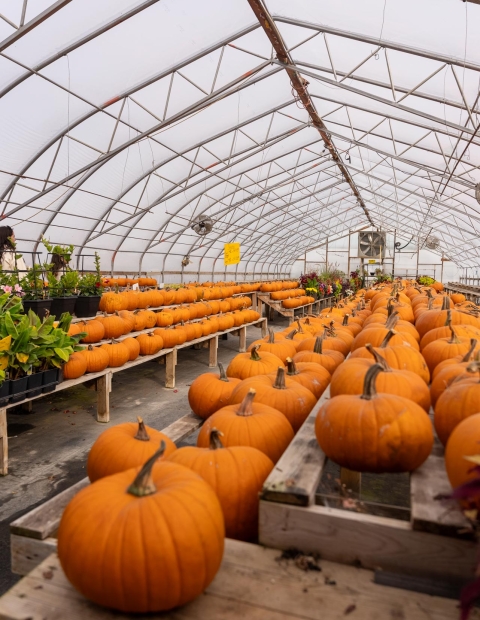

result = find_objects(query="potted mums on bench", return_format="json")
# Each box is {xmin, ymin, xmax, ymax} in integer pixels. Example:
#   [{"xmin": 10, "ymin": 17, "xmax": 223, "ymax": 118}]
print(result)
[{"xmin": 75, "ymin": 252, "xmax": 103, "ymax": 318}]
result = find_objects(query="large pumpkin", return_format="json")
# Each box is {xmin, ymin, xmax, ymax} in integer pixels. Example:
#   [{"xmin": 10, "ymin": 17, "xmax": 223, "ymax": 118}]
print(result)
[
  {"xmin": 445, "ymin": 413, "xmax": 480, "ymax": 497},
  {"xmin": 421, "ymin": 325, "xmax": 473, "ymax": 375},
  {"xmin": 226, "ymin": 345, "xmax": 283, "ymax": 380},
  {"xmin": 188, "ymin": 363, "xmax": 241, "ymax": 419},
  {"xmin": 434, "ymin": 371, "xmax": 480, "ymax": 445},
  {"xmin": 228, "ymin": 367, "xmax": 316, "ymax": 433},
  {"xmin": 315, "ymin": 364, "xmax": 434, "ymax": 472},
  {"xmin": 88, "ymin": 417, "xmax": 177, "ymax": 482},
  {"xmin": 293, "ymin": 335, "xmax": 344, "ymax": 374},
  {"xmin": 197, "ymin": 389, "xmax": 294, "ymax": 463},
  {"xmin": 59, "ymin": 444, "xmax": 224, "ymax": 612},
  {"xmin": 169, "ymin": 428, "xmax": 273, "ymax": 541}
]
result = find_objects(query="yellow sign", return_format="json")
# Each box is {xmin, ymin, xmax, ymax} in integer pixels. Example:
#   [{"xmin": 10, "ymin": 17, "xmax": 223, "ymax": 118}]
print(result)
[
  {"xmin": 224, "ymin": 243, "xmax": 240, "ymax": 266},
  {"xmin": 368, "ymin": 259, "xmax": 376, "ymax": 264}
]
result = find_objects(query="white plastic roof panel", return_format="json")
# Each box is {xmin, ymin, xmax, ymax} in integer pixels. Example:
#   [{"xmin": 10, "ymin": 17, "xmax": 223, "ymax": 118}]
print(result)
[{"xmin": 1, "ymin": 0, "xmax": 479, "ymax": 274}]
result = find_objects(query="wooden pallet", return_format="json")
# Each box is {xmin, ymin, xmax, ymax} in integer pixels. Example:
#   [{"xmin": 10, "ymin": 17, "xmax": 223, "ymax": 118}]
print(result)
[
  {"xmin": 9, "ymin": 411, "xmax": 203, "ymax": 576},
  {"xmin": 0, "ymin": 538, "xmax": 470, "ymax": 619},
  {"xmin": 259, "ymin": 389, "xmax": 477, "ymax": 583},
  {"xmin": 256, "ymin": 294, "xmax": 336, "ymax": 323},
  {"xmin": 0, "ymin": 318, "xmax": 267, "ymax": 475},
  {"xmin": 445, "ymin": 282, "xmax": 480, "ymax": 302}
]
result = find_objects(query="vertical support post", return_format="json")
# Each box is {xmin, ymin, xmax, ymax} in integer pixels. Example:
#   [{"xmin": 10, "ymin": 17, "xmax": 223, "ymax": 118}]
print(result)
[
  {"xmin": 392, "ymin": 229, "xmax": 397, "ymax": 278},
  {"xmin": 347, "ymin": 230, "xmax": 351, "ymax": 276},
  {"xmin": 303, "ymin": 251, "xmax": 307, "ymax": 275},
  {"xmin": 251, "ymin": 292, "xmax": 257, "ymax": 311},
  {"xmin": 440, "ymin": 255, "xmax": 444, "ymax": 284},
  {"xmin": 261, "ymin": 318, "xmax": 268, "ymax": 337},
  {"xmin": 96, "ymin": 372, "xmax": 112, "ymax": 423},
  {"xmin": 0, "ymin": 407, "xmax": 7, "ymax": 475},
  {"xmin": 239, "ymin": 326, "xmax": 247, "ymax": 352},
  {"xmin": 340, "ymin": 468, "xmax": 361, "ymax": 495},
  {"xmin": 416, "ymin": 240, "xmax": 420, "ymax": 279},
  {"xmin": 209, "ymin": 335, "xmax": 218, "ymax": 367},
  {"xmin": 325, "ymin": 237, "xmax": 329, "ymax": 269},
  {"xmin": 165, "ymin": 349, "xmax": 177, "ymax": 389}
]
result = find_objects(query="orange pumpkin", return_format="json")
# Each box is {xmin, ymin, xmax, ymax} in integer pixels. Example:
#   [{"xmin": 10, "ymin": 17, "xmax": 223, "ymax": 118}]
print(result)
[
  {"xmin": 169, "ymin": 428, "xmax": 273, "ymax": 541},
  {"xmin": 247, "ymin": 328, "xmax": 297, "ymax": 363},
  {"xmin": 293, "ymin": 336, "xmax": 344, "ymax": 374},
  {"xmin": 87, "ymin": 417, "xmax": 177, "ymax": 482},
  {"xmin": 59, "ymin": 444, "xmax": 224, "ymax": 613},
  {"xmin": 285, "ymin": 357, "xmax": 330, "ymax": 399},
  {"xmin": 226, "ymin": 345, "xmax": 283, "ymax": 380},
  {"xmin": 434, "ymin": 368, "xmax": 480, "ymax": 445},
  {"xmin": 445, "ymin": 413, "xmax": 480, "ymax": 500},
  {"xmin": 100, "ymin": 341, "xmax": 130, "ymax": 367},
  {"xmin": 79, "ymin": 319, "xmax": 105, "ymax": 344},
  {"xmin": 63, "ymin": 352, "xmax": 87, "ymax": 380},
  {"xmin": 80, "ymin": 345, "xmax": 110, "ymax": 373},
  {"xmin": 188, "ymin": 363, "xmax": 241, "ymax": 419},
  {"xmin": 122, "ymin": 337, "xmax": 141, "ymax": 361},
  {"xmin": 421, "ymin": 325, "xmax": 473, "ymax": 375},
  {"xmin": 315, "ymin": 364, "xmax": 434, "ymax": 472},
  {"xmin": 137, "ymin": 332, "xmax": 163, "ymax": 355},
  {"xmin": 197, "ymin": 389, "xmax": 294, "ymax": 463},
  {"xmin": 98, "ymin": 314, "xmax": 129, "ymax": 339}
]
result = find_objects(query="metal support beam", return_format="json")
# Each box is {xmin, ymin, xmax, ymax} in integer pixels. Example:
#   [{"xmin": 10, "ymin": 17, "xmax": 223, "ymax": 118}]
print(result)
[{"xmin": 246, "ymin": 0, "xmax": 374, "ymax": 226}]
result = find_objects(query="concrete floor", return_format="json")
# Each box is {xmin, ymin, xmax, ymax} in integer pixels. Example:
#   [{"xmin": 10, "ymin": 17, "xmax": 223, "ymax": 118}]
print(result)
[{"xmin": 0, "ymin": 319, "xmax": 288, "ymax": 595}]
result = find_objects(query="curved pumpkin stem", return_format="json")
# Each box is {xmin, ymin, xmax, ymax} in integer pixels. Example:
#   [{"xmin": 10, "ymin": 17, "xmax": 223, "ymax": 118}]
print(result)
[
  {"xmin": 209, "ymin": 428, "xmax": 224, "ymax": 450},
  {"xmin": 236, "ymin": 389, "xmax": 256, "ymax": 417},
  {"xmin": 267, "ymin": 327, "xmax": 276, "ymax": 344},
  {"xmin": 273, "ymin": 367, "xmax": 287, "ymax": 389},
  {"xmin": 342, "ymin": 314, "xmax": 350, "ymax": 326},
  {"xmin": 249, "ymin": 345, "xmax": 262, "ymax": 361},
  {"xmin": 127, "ymin": 440, "xmax": 166, "ymax": 497},
  {"xmin": 462, "ymin": 339, "xmax": 478, "ymax": 363},
  {"xmin": 285, "ymin": 357, "xmax": 298, "ymax": 376},
  {"xmin": 218, "ymin": 362, "xmax": 229, "ymax": 382},
  {"xmin": 385, "ymin": 311, "xmax": 399, "ymax": 330},
  {"xmin": 360, "ymin": 364, "xmax": 383, "ymax": 400},
  {"xmin": 134, "ymin": 416, "xmax": 150, "ymax": 442},
  {"xmin": 285, "ymin": 329, "xmax": 298, "ymax": 341},
  {"xmin": 313, "ymin": 336, "xmax": 324, "ymax": 355},
  {"xmin": 379, "ymin": 329, "xmax": 396, "ymax": 348},
  {"xmin": 365, "ymin": 344, "xmax": 391, "ymax": 372},
  {"xmin": 296, "ymin": 320, "xmax": 305, "ymax": 334}
]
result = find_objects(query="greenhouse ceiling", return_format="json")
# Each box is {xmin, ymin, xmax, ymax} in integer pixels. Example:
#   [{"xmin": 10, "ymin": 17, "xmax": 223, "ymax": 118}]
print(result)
[{"xmin": 0, "ymin": 0, "xmax": 479, "ymax": 275}]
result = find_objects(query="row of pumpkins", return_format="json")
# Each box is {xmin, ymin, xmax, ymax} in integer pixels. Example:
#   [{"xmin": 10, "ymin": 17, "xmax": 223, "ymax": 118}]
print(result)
[{"xmin": 63, "ymin": 303, "xmax": 260, "ymax": 379}]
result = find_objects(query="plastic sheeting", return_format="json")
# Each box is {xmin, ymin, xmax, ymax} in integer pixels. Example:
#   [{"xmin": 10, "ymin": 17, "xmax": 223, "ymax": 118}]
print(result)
[{"xmin": 0, "ymin": 0, "xmax": 479, "ymax": 276}]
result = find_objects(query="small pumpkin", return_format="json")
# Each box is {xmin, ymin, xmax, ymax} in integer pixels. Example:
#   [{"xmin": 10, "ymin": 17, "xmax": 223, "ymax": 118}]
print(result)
[
  {"xmin": 188, "ymin": 363, "xmax": 241, "ymax": 419},
  {"xmin": 80, "ymin": 345, "xmax": 110, "ymax": 373},
  {"xmin": 247, "ymin": 328, "xmax": 297, "ymax": 363},
  {"xmin": 285, "ymin": 357, "xmax": 330, "ymax": 399},
  {"xmin": 122, "ymin": 336, "xmax": 141, "ymax": 361},
  {"xmin": 79, "ymin": 319, "xmax": 105, "ymax": 344},
  {"xmin": 197, "ymin": 389, "xmax": 294, "ymax": 463},
  {"xmin": 226, "ymin": 345, "xmax": 283, "ymax": 380},
  {"xmin": 169, "ymin": 428, "xmax": 273, "ymax": 541},
  {"xmin": 63, "ymin": 352, "xmax": 87, "ymax": 380},
  {"xmin": 293, "ymin": 335, "xmax": 344, "ymax": 374},
  {"xmin": 445, "ymin": 413, "xmax": 480, "ymax": 502},
  {"xmin": 421, "ymin": 324, "xmax": 473, "ymax": 375},
  {"xmin": 98, "ymin": 313, "xmax": 130, "ymax": 339},
  {"xmin": 156, "ymin": 311, "xmax": 174, "ymax": 327},
  {"xmin": 137, "ymin": 332, "xmax": 163, "ymax": 355},
  {"xmin": 228, "ymin": 367, "xmax": 316, "ymax": 433},
  {"xmin": 100, "ymin": 340, "xmax": 130, "ymax": 368},
  {"xmin": 87, "ymin": 417, "xmax": 177, "ymax": 482},
  {"xmin": 315, "ymin": 364, "xmax": 434, "ymax": 472},
  {"xmin": 60, "ymin": 443, "xmax": 224, "ymax": 612}
]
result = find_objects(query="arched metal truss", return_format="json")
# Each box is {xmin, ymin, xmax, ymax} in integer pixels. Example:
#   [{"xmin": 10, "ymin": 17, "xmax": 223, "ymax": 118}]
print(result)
[{"xmin": 1, "ymin": 0, "xmax": 479, "ymax": 277}]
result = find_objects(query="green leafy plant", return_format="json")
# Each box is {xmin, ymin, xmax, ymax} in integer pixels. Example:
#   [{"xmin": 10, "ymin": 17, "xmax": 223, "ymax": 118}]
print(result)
[
  {"xmin": 46, "ymin": 269, "xmax": 80, "ymax": 297},
  {"xmin": 373, "ymin": 269, "xmax": 393, "ymax": 284},
  {"xmin": 27, "ymin": 311, "xmax": 85, "ymax": 371},
  {"xmin": 19, "ymin": 264, "xmax": 48, "ymax": 300},
  {"xmin": 78, "ymin": 253, "xmax": 104, "ymax": 296},
  {"xmin": 417, "ymin": 275, "xmax": 435, "ymax": 286},
  {"xmin": 42, "ymin": 238, "xmax": 74, "ymax": 263}
]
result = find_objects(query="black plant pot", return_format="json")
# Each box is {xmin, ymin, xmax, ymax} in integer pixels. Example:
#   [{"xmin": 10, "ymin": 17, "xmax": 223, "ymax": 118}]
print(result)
[
  {"xmin": 10, "ymin": 376, "xmax": 28, "ymax": 403},
  {"xmin": 23, "ymin": 298, "xmax": 52, "ymax": 319},
  {"xmin": 0, "ymin": 380, "xmax": 10, "ymax": 406},
  {"xmin": 42, "ymin": 368, "xmax": 59, "ymax": 394},
  {"xmin": 50, "ymin": 296, "xmax": 78, "ymax": 319},
  {"xmin": 75, "ymin": 295, "xmax": 101, "ymax": 318},
  {"xmin": 27, "ymin": 372, "xmax": 43, "ymax": 398}
]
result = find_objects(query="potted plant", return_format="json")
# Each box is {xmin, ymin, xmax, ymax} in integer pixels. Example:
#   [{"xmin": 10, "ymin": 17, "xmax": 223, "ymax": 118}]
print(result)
[
  {"xmin": 75, "ymin": 252, "xmax": 103, "ymax": 318},
  {"xmin": 4, "ymin": 312, "xmax": 37, "ymax": 402},
  {"xmin": 42, "ymin": 239, "xmax": 79, "ymax": 318},
  {"xmin": 19, "ymin": 263, "xmax": 51, "ymax": 318}
]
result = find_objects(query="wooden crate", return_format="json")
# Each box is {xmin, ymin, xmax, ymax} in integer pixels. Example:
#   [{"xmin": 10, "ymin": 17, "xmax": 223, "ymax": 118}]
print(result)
[
  {"xmin": 0, "ymin": 539, "xmax": 471, "ymax": 620},
  {"xmin": 9, "ymin": 412, "xmax": 203, "ymax": 576},
  {"xmin": 259, "ymin": 389, "xmax": 477, "ymax": 583}
]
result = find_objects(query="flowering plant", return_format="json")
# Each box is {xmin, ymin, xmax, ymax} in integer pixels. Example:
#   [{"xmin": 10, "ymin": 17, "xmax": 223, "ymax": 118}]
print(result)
[{"xmin": 1, "ymin": 284, "xmax": 24, "ymax": 297}]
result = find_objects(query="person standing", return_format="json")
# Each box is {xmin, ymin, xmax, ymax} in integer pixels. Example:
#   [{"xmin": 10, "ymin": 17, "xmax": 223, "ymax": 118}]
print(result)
[{"xmin": 0, "ymin": 226, "xmax": 28, "ymax": 274}]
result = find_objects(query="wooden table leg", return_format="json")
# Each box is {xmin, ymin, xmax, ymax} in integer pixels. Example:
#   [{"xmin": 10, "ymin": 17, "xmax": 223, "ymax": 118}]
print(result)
[
  {"xmin": 340, "ymin": 467, "xmax": 361, "ymax": 495},
  {"xmin": 165, "ymin": 349, "xmax": 177, "ymax": 389},
  {"xmin": 209, "ymin": 336, "xmax": 218, "ymax": 367},
  {"xmin": 0, "ymin": 407, "xmax": 7, "ymax": 475},
  {"xmin": 96, "ymin": 372, "xmax": 112, "ymax": 423},
  {"xmin": 261, "ymin": 318, "xmax": 268, "ymax": 338},
  {"xmin": 239, "ymin": 326, "xmax": 247, "ymax": 352}
]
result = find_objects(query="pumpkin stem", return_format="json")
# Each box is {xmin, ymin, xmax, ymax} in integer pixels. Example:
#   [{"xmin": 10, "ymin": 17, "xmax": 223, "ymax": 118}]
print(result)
[
  {"xmin": 285, "ymin": 357, "xmax": 298, "ymax": 376},
  {"xmin": 273, "ymin": 367, "xmax": 287, "ymax": 389},
  {"xmin": 441, "ymin": 296, "xmax": 451, "ymax": 311},
  {"xmin": 387, "ymin": 302, "xmax": 394, "ymax": 317},
  {"xmin": 218, "ymin": 362, "xmax": 229, "ymax": 382},
  {"xmin": 296, "ymin": 320, "xmax": 304, "ymax": 334},
  {"xmin": 209, "ymin": 428, "xmax": 224, "ymax": 450},
  {"xmin": 127, "ymin": 441, "xmax": 166, "ymax": 497},
  {"xmin": 380, "ymin": 329, "xmax": 396, "ymax": 348},
  {"xmin": 236, "ymin": 389, "xmax": 256, "ymax": 417},
  {"xmin": 285, "ymin": 329, "xmax": 298, "ymax": 341},
  {"xmin": 268, "ymin": 327, "xmax": 276, "ymax": 344},
  {"xmin": 342, "ymin": 314, "xmax": 350, "ymax": 326},
  {"xmin": 385, "ymin": 311, "xmax": 399, "ymax": 330},
  {"xmin": 313, "ymin": 335, "xmax": 324, "ymax": 354},
  {"xmin": 448, "ymin": 323, "xmax": 460, "ymax": 344},
  {"xmin": 360, "ymin": 364, "xmax": 383, "ymax": 400},
  {"xmin": 462, "ymin": 339, "xmax": 478, "ymax": 363},
  {"xmin": 134, "ymin": 416, "xmax": 150, "ymax": 441},
  {"xmin": 249, "ymin": 345, "xmax": 262, "ymax": 361},
  {"xmin": 365, "ymin": 344, "xmax": 391, "ymax": 371}
]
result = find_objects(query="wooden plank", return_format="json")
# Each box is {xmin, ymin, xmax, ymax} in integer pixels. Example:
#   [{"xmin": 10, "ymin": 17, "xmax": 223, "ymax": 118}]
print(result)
[
  {"xmin": 165, "ymin": 349, "xmax": 177, "ymax": 389},
  {"xmin": 0, "ymin": 407, "xmax": 6, "ymax": 476},
  {"xmin": 161, "ymin": 411, "xmax": 203, "ymax": 444},
  {"xmin": 95, "ymin": 372, "xmax": 111, "ymax": 423},
  {"xmin": 238, "ymin": 326, "xmax": 247, "ymax": 352},
  {"xmin": 208, "ymin": 335, "xmax": 218, "ymax": 367},
  {"xmin": 260, "ymin": 388, "xmax": 329, "ymax": 506},
  {"xmin": 410, "ymin": 453, "xmax": 474, "ymax": 538},
  {"xmin": 0, "ymin": 540, "xmax": 468, "ymax": 620},
  {"xmin": 259, "ymin": 501, "xmax": 478, "ymax": 581},
  {"xmin": 10, "ymin": 535, "xmax": 57, "ymax": 577}
]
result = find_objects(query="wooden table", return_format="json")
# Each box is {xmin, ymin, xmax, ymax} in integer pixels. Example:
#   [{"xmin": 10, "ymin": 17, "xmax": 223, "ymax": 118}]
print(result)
[{"xmin": 0, "ymin": 538, "xmax": 470, "ymax": 620}]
